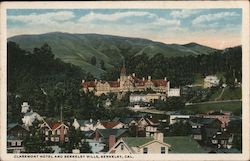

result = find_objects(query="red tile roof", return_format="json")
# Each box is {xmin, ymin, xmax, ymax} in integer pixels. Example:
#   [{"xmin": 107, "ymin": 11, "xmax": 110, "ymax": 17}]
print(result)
[
  {"xmin": 108, "ymin": 81, "xmax": 120, "ymax": 87},
  {"xmin": 82, "ymin": 81, "xmax": 96, "ymax": 88},
  {"xmin": 152, "ymin": 80, "xmax": 167, "ymax": 86},
  {"xmin": 101, "ymin": 121, "xmax": 121, "ymax": 129}
]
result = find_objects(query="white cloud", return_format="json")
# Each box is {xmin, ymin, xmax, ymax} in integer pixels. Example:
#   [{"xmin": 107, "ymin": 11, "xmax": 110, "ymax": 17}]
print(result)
[
  {"xmin": 8, "ymin": 11, "xmax": 75, "ymax": 25},
  {"xmin": 170, "ymin": 10, "xmax": 200, "ymax": 19},
  {"xmin": 79, "ymin": 11, "xmax": 156, "ymax": 22},
  {"xmin": 192, "ymin": 12, "xmax": 239, "ymax": 25}
]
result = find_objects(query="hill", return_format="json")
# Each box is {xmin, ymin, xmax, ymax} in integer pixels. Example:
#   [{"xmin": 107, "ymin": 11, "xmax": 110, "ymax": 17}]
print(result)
[{"xmin": 8, "ymin": 32, "xmax": 218, "ymax": 77}]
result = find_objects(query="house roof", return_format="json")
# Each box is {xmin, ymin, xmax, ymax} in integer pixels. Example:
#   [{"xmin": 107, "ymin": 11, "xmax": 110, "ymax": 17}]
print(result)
[
  {"xmin": 7, "ymin": 123, "xmax": 29, "ymax": 131},
  {"xmin": 7, "ymin": 135, "xmax": 22, "ymax": 141},
  {"xmin": 82, "ymin": 81, "xmax": 96, "ymax": 88},
  {"xmin": 100, "ymin": 121, "xmax": 121, "ymax": 129},
  {"xmin": 122, "ymin": 137, "xmax": 154, "ymax": 147},
  {"xmin": 164, "ymin": 136, "xmax": 205, "ymax": 153},
  {"xmin": 97, "ymin": 128, "xmax": 127, "ymax": 139},
  {"xmin": 45, "ymin": 121, "xmax": 68, "ymax": 130},
  {"xmin": 119, "ymin": 118, "xmax": 135, "ymax": 124}
]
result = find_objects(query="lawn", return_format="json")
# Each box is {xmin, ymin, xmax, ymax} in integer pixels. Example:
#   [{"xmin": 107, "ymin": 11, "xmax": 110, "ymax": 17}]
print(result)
[
  {"xmin": 184, "ymin": 101, "xmax": 242, "ymax": 116},
  {"xmin": 209, "ymin": 87, "xmax": 241, "ymax": 101}
]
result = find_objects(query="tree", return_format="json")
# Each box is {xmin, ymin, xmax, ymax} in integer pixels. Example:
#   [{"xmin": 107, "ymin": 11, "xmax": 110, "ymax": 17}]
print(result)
[
  {"xmin": 64, "ymin": 125, "xmax": 91, "ymax": 153},
  {"xmin": 168, "ymin": 121, "xmax": 192, "ymax": 136},
  {"xmin": 23, "ymin": 121, "xmax": 54, "ymax": 153},
  {"xmin": 100, "ymin": 60, "xmax": 106, "ymax": 70},
  {"xmin": 90, "ymin": 56, "xmax": 97, "ymax": 65}
]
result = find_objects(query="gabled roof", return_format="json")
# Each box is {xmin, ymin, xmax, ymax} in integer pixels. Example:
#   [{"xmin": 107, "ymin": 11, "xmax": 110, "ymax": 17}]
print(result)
[
  {"xmin": 121, "ymin": 137, "xmax": 171, "ymax": 149},
  {"xmin": 43, "ymin": 121, "xmax": 69, "ymax": 131},
  {"xmin": 122, "ymin": 137, "xmax": 154, "ymax": 147},
  {"xmin": 7, "ymin": 123, "xmax": 29, "ymax": 132},
  {"xmin": 100, "ymin": 121, "xmax": 122, "ymax": 129},
  {"xmin": 96, "ymin": 128, "xmax": 127, "ymax": 139}
]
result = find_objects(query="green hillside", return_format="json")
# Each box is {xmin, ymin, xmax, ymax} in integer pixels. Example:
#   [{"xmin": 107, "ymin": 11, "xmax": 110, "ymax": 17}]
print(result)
[{"xmin": 8, "ymin": 32, "xmax": 218, "ymax": 77}]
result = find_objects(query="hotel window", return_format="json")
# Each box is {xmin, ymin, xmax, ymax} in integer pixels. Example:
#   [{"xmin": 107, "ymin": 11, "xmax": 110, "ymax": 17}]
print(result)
[
  {"xmin": 161, "ymin": 147, "xmax": 165, "ymax": 154},
  {"xmin": 143, "ymin": 147, "xmax": 148, "ymax": 154},
  {"xmin": 57, "ymin": 129, "xmax": 60, "ymax": 135},
  {"xmin": 45, "ymin": 131, "xmax": 49, "ymax": 136},
  {"xmin": 121, "ymin": 144, "xmax": 124, "ymax": 150}
]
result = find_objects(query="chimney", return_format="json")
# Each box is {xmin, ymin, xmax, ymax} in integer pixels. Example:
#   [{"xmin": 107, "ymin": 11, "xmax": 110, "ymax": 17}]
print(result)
[
  {"xmin": 154, "ymin": 132, "xmax": 163, "ymax": 142},
  {"xmin": 82, "ymin": 80, "xmax": 85, "ymax": 84},
  {"xmin": 132, "ymin": 73, "xmax": 136, "ymax": 77},
  {"xmin": 148, "ymin": 76, "xmax": 151, "ymax": 80},
  {"xmin": 109, "ymin": 135, "xmax": 116, "ymax": 150},
  {"xmin": 117, "ymin": 78, "xmax": 120, "ymax": 82},
  {"xmin": 90, "ymin": 118, "xmax": 93, "ymax": 123},
  {"xmin": 142, "ymin": 77, "xmax": 145, "ymax": 81},
  {"xmin": 164, "ymin": 77, "xmax": 167, "ymax": 81},
  {"xmin": 60, "ymin": 124, "xmax": 65, "ymax": 143},
  {"xmin": 95, "ymin": 130, "xmax": 100, "ymax": 141},
  {"xmin": 95, "ymin": 79, "xmax": 97, "ymax": 83}
]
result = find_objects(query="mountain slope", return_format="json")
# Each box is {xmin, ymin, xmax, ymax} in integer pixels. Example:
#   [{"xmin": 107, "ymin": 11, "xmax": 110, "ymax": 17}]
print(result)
[{"xmin": 8, "ymin": 32, "xmax": 218, "ymax": 77}]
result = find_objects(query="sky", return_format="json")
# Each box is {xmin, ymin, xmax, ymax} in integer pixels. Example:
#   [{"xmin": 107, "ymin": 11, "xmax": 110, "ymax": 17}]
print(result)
[{"xmin": 7, "ymin": 9, "xmax": 242, "ymax": 49}]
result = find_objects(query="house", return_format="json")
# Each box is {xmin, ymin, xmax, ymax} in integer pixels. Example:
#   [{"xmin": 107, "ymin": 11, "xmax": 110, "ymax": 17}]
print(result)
[
  {"xmin": 77, "ymin": 119, "xmax": 97, "ymax": 131},
  {"xmin": 204, "ymin": 75, "xmax": 219, "ymax": 88},
  {"xmin": 211, "ymin": 131, "xmax": 233, "ymax": 149},
  {"xmin": 168, "ymin": 88, "xmax": 181, "ymax": 97},
  {"xmin": 94, "ymin": 128, "xmax": 129, "ymax": 151},
  {"xmin": 85, "ymin": 139, "xmax": 106, "ymax": 153},
  {"xmin": 21, "ymin": 102, "xmax": 30, "ymax": 113},
  {"xmin": 189, "ymin": 117, "xmax": 222, "ymax": 141},
  {"xmin": 169, "ymin": 114, "xmax": 191, "ymax": 125},
  {"xmin": 202, "ymin": 110, "xmax": 231, "ymax": 128},
  {"xmin": 108, "ymin": 132, "xmax": 171, "ymax": 154},
  {"xmin": 40, "ymin": 121, "xmax": 69, "ymax": 143},
  {"xmin": 113, "ymin": 117, "xmax": 137, "ymax": 128},
  {"xmin": 100, "ymin": 121, "xmax": 125, "ymax": 129},
  {"xmin": 22, "ymin": 110, "xmax": 43, "ymax": 127},
  {"xmin": 7, "ymin": 123, "xmax": 29, "ymax": 153}
]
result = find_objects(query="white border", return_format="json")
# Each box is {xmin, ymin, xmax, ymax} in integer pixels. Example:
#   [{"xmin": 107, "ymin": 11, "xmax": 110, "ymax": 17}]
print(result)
[{"xmin": 0, "ymin": 1, "xmax": 249, "ymax": 161}]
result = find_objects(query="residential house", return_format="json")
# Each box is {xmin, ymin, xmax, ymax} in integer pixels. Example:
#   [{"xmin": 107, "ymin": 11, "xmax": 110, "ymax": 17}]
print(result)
[
  {"xmin": 211, "ymin": 131, "xmax": 233, "ymax": 149},
  {"xmin": 40, "ymin": 121, "xmax": 69, "ymax": 143},
  {"xmin": 169, "ymin": 114, "xmax": 191, "ymax": 125},
  {"xmin": 7, "ymin": 123, "xmax": 29, "ymax": 153},
  {"xmin": 108, "ymin": 132, "xmax": 170, "ymax": 154},
  {"xmin": 189, "ymin": 117, "xmax": 222, "ymax": 141},
  {"xmin": 202, "ymin": 110, "xmax": 231, "ymax": 128},
  {"xmin": 85, "ymin": 139, "xmax": 105, "ymax": 153},
  {"xmin": 204, "ymin": 75, "xmax": 220, "ymax": 88},
  {"xmin": 77, "ymin": 119, "xmax": 97, "ymax": 131},
  {"xmin": 94, "ymin": 128, "xmax": 129, "ymax": 151}
]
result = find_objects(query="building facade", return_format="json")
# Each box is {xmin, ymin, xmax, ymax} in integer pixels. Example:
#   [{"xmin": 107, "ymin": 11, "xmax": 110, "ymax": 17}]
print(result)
[{"xmin": 82, "ymin": 65, "xmax": 171, "ymax": 96}]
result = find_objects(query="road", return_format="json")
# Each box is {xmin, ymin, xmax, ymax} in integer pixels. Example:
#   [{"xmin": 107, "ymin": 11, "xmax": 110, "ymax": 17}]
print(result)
[{"xmin": 185, "ymin": 99, "xmax": 242, "ymax": 106}]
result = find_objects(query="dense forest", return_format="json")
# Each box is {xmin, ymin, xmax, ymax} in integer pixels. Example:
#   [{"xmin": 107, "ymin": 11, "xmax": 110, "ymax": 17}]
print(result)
[
  {"xmin": 7, "ymin": 41, "xmax": 242, "ymax": 123},
  {"xmin": 103, "ymin": 46, "xmax": 242, "ymax": 87}
]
